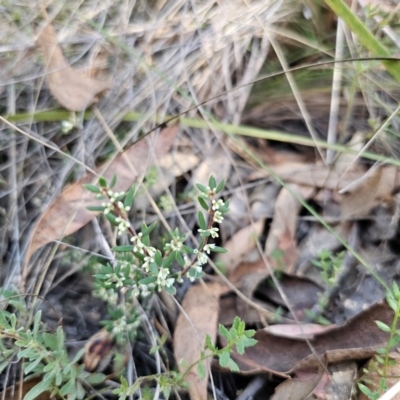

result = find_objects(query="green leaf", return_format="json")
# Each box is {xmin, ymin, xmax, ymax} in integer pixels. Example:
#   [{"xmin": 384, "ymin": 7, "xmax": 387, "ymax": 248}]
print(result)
[
  {"xmin": 139, "ymin": 276, "xmax": 157, "ymax": 285},
  {"xmin": 227, "ymin": 358, "xmax": 240, "ymax": 372},
  {"xmin": 24, "ymin": 356, "xmax": 44, "ymax": 374},
  {"xmin": 143, "ymin": 221, "xmax": 157, "ymax": 237},
  {"xmin": 70, "ymin": 348, "xmax": 85, "ymax": 365},
  {"xmin": 105, "ymin": 213, "xmax": 118, "ymax": 226},
  {"xmin": 375, "ymin": 320, "xmax": 391, "ymax": 332},
  {"xmin": 84, "ymin": 184, "xmax": 100, "ymax": 193},
  {"xmin": 60, "ymin": 378, "xmax": 75, "ymax": 396},
  {"xmin": 86, "ymin": 206, "xmax": 106, "ymax": 212},
  {"xmin": 164, "ymin": 285, "xmax": 176, "ymax": 295},
  {"xmin": 205, "ymin": 334, "xmax": 215, "ymax": 352},
  {"xmin": 155, "ymin": 250, "xmax": 163, "ymax": 267},
  {"xmin": 86, "ymin": 373, "xmax": 106, "ymax": 384},
  {"xmin": 197, "ymin": 362, "xmax": 206, "ymax": 380},
  {"xmin": 209, "ymin": 176, "xmax": 216, "ymax": 189},
  {"xmin": 150, "ymin": 345, "xmax": 160, "ymax": 354},
  {"xmin": 176, "ymin": 252, "xmax": 185, "ymax": 267},
  {"xmin": 113, "ymin": 245, "xmax": 135, "ymax": 252},
  {"xmin": 76, "ymin": 381, "xmax": 85, "ymax": 399},
  {"xmin": 57, "ymin": 326, "xmax": 65, "ymax": 350},
  {"xmin": 394, "ymin": 282, "xmax": 400, "ymax": 299},
  {"xmin": 24, "ymin": 375, "xmax": 53, "ymax": 400},
  {"xmin": 216, "ymin": 179, "xmax": 225, "ymax": 194},
  {"xmin": 110, "ymin": 174, "xmax": 117, "ymax": 189},
  {"xmin": 43, "ymin": 333, "xmax": 58, "ymax": 351},
  {"xmin": 236, "ymin": 340, "xmax": 245, "ymax": 355},
  {"xmin": 99, "ymin": 177, "xmax": 107, "ymax": 188},
  {"xmin": 196, "ymin": 183, "xmax": 208, "ymax": 193},
  {"xmin": 124, "ymin": 186, "xmax": 135, "ymax": 208},
  {"xmin": 210, "ymin": 246, "xmax": 227, "ymax": 253},
  {"xmin": 219, "ymin": 351, "xmax": 230, "ymax": 368},
  {"xmin": 182, "ymin": 245, "xmax": 195, "ymax": 254},
  {"xmin": 150, "ymin": 263, "xmax": 159, "ymax": 275},
  {"xmin": 163, "ymin": 251, "xmax": 176, "ymax": 269},
  {"xmin": 198, "ymin": 211, "xmax": 207, "ymax": 230},
  {"xmin": 33, "ymin": 310, "xmax": 42, "ymax": 337},
  {"xmin": 219, "ymin": 324, "xmax": 230, "ymax": 340},
  {"xmin": 386, "ymin": 290, "xmax": 398, "ymax": 312},
  {"xmin": 0, "ymin": 311, "xmax": 11, "ymax": 329},
  {"xmin": 198, "ymin": 196, "xmax": 209, "ymax": 211}
]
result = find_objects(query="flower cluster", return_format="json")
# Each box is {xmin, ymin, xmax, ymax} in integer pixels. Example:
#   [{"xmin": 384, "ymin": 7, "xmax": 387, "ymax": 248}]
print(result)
[
  {"xmin": 101, "ymin": 190, "xmax": 127, "ymax": 214},
  {"xmin": 131, "ymin": 233, "xmax": 156, "ymax": 256}
]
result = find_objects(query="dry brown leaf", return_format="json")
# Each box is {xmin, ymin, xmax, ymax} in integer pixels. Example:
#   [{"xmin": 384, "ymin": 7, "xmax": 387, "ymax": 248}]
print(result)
[
  {"xmin": 217, "ymin": 219, "xmax": 264, "ymax": 273},
  {"xmin": 174, "ymin": 283, "xmax": 227, "ymax": 400},
  {"xmin": 230, "ymin": 300, "xmax": 393, "ymax": 375},
  {"xmin": 316, "ymin": 361, "xmax": 356, "ymax": 400},
  {"xmin": 271, "ymin": 361, "xmax": 326, "ymax": 400},
  {"xmin": 37, "ymin": 24, "xmax": 112, "ymax": 111},
  {"xmin": 251, "ymin": 161, "xmax": 400, "ymax": 196},
  {"xmin": 256, "ymin": 273, "xmax": 321, "ymax": 319},
  {"xmin": 0, "ymin": 377, "xmax": 50, "ymax": 400},
  {"xmin": 26, "ymin": 125, "xmax": 178, "ymax": 262},
  {"xmin": 84, "ymin": 329, "xmax": 114, "ymax": 372},
  {"xmin": 265, "ymin": 185, "xmax": 314, "ymax": 272},
  {"xmin": 265, "ymin": 324, "xmax": 333, "ymax": 340},
  {"xmin": 339, "ymin": 164, "xmax": 398, "ymax": 218}
]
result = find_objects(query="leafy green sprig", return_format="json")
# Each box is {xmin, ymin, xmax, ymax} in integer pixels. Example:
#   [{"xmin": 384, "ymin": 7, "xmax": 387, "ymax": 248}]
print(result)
[
  {"xmin": 113, "ymin": 317, "xmax": 257, "ymax": 399},
  {"xmin": 358, "ymin": 282, "xmax": 400, "ymax": 399},
  {"xmin": 85, "ymin": 175, "xmax": 229, "ymax": 298}
]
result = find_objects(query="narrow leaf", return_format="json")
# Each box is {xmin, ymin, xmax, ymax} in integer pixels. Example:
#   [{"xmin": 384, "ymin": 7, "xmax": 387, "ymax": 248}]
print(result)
[
  {"xmin": 198, "ymin": 211, "xmax": 207, "ymax": 230},
  {"xmin": 84, "ymin": 184, "xmax": 100, "ymax": 194}
]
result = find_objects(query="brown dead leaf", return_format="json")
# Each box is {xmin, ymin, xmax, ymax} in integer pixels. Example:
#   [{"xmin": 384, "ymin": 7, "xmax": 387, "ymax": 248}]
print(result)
[
  {"xmin": 84, "ymin": 329, "xmax": 114, "ymax": 372},
  {"xmin": 256, "ymin": 274, "xmax": 321, "ymax": 319},
  {"xmin": 265, "ymin": 323, "xmax": 332, "ymax": 340},
  {"xmin": 217, "ymin": 219, "xmax": 264, "ymax": 273},
  {"xmin": 271, "ymin": 361, "xmax": 326, "ymax": 400},
  {"xmin": 230, "ymin": 300, "xmax": 393, "ymax": 375},
  {"xmin": 251, "ymin": 161, "xmax": 400, "ymax": 197},
  {"xmin": 265, "ymin": 185, "xmax": 314, "ymax": 272},
  {"xmin": 37, "ymin": 24, "xmax": 112, "ymax": 111},
  {"xmin": 315, "ymin": 361, "xmax": 356, "ymax": 400},
  {"xmin": 0, "ymin": 377, "xmax": 50, "ymax": 400},
  {"xmin": 174, "ymin": 283, "xmax": 227, "ymax": 400},
  {"xmin": 339, "ymin": 164, "xmax": 398, "ymax": 218},
  {"xmin": 26, "ymin": 124, "xmax": 178, "ymax": 262},
  {"xmin": 218, "ymin": 294, "xmax": 263, "ymax": 326}
]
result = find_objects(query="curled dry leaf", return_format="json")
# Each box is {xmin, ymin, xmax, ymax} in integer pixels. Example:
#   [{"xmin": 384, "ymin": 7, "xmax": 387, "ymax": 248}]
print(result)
[
  {"xmin": 271, "ymin": 360, "xmax": 326, "ymax": 400},
  {"xmin": 26, "ymin": 124, "xmax": 178, "ymax": 262},
  {"xmin": 217, "ymin": 219, "xmax": 264, "ymax": 273},
  {"xmin": 230, "ymin": 300, "xmax": 393, "ymax": 375},
  {"xmin": 339, "ymin": 164, "xmax": 398, "ymax": 218},
  {"xmin": 174, "ymin": 282, "xmax": 228, "ymax": 400},
  {"xmin": 265, "ymin": 184, "xmax": 314, "ymax": 272},
  {"xmin": 36, "ymin": 24, "xmax": 112, "ymax": 111},
  {"xmin": 84, "ymin": 329, "xmax": 114, "ymax": 372}
]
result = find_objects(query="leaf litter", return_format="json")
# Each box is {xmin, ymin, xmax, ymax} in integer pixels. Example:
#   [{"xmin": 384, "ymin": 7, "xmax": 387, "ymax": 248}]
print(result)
[{"xmin": 3, "ymin": 0, "xmax": 400, "ymax": 399}]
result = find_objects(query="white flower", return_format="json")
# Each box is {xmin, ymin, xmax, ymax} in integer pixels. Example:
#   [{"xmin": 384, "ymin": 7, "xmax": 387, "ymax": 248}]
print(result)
[
  {"xmin": 211, "ymin": 199, "xmax": 224, "ymax": 211},
  {"xmin": 214, "ymin": 211, "xmax": 224, "ymax": 223},
  {"xmin": 142, "ymin": 256, "xmax": 154, "ymax": 272},
  {"xmin": 197, "ymin": 251, "xmax": 208, "ymax": 265},
  {"xmin": 209, "ymin": 227, "xmax": 219, "ymax": 238},
  {"xmin": 203, "ymin": 244, "xmax": 215, "ymax": 254}
]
